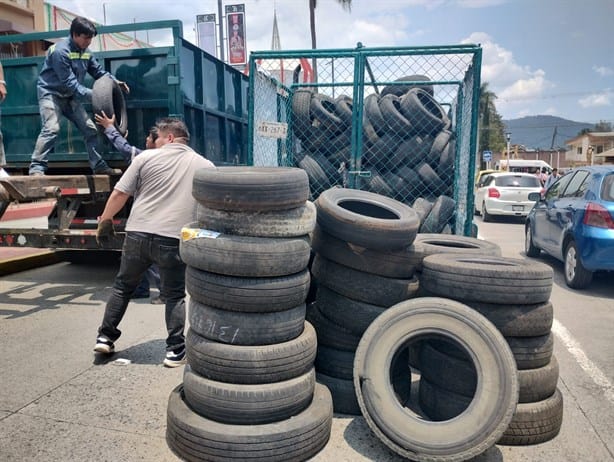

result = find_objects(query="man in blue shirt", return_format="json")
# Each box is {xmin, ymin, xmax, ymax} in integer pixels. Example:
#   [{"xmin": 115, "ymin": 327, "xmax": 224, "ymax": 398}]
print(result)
[{"xmin": 29, "ymin": 16, "xmax": 129, "ymax": 176}]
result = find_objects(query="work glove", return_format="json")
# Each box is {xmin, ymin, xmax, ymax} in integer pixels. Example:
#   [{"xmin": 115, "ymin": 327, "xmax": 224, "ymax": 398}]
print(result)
[
  {"xmin": 117, "ymin": 81, "xmax": 130, "ymax": 94},
  {"xmin": 96, "ymin": 219, "xmax": 115, "ymax": 245}
]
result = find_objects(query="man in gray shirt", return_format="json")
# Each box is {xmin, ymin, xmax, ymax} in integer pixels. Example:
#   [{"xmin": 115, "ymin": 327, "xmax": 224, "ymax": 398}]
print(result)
[{"xmin": 93, "ymin": 117, "xmax": 214, "ymax": 367}]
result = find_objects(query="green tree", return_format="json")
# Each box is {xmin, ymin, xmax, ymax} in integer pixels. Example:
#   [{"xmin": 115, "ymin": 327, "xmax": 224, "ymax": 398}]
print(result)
[
  {"xmin": 478, "ymin": 82, "xmax": 506, "ymax": 163},
  {"xmin": 309, "ymin": 0, "xmax": 352, "ymax": 80}
]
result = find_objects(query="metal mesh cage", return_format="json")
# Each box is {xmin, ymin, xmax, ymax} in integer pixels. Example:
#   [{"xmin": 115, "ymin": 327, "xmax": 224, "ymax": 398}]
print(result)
[{"xmin": 248, "ymin": 44, "xmax": 481, "ymax": 236}]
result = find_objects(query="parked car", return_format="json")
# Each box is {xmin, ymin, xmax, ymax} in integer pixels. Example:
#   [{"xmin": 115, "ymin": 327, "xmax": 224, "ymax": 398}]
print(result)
[
  {"xmin": 525, "ymin": 165, "xmax": 614, "ymax": 289},
  {"xmin": 475, "ymin": 172, "xmax": 543, "ymax": 221}
]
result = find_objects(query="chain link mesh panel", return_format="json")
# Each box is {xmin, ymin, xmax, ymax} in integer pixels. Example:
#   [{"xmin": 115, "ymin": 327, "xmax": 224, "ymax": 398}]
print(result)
[{"xmin": 249, "ymin": 45, "xmax": 481, "ymax": 236}]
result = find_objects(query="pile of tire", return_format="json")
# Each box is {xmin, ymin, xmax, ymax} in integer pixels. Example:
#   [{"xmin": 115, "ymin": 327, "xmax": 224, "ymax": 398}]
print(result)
[
  {"xmin": 419, "ymin": 253, "xmax": 563, "ymax": 446},
  {"xmin": 307, "ymin": 187, "xmax": 421, "ymax": 414},
  {"xmin": 290, "ymin": 76, "xmax": 455, "ymax": 232},
  {"xmin": 166, "ymin": 167, "xmax": 333, "ymax": 462}
]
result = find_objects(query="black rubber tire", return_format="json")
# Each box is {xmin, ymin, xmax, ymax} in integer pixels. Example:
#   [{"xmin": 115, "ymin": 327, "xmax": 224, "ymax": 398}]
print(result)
[
  {"xmin": 381, "ymin": 74, "xmax": 434, "ymax": 97},
  {"xmin": 379, "ymin": 94, "xmax": 413, "ymax": 134},
  {"xmin": 427, "ymin": 130, "xmax": 452, "ymax": 168},
  {"xmin": 394, "ymin": 166, "xmax": 426, "ymax": 202},
  {"xmin": 166, "ymin": 383, "xmax": 333, "ymax": 462},
  {"xmin": 334, "ymin": 95, "xmax": 353, "ymax": 128},
  {"xmin": 180, "ymin": 230, "xmax": 310, "ymax": 278},
  {"xmin": 310, "ymin": 93, "xmax": 344, "ymax": 135},
  {"xmin": 354, "ymin": 297, "xmax": 518, "ymax": 462},
  {"xmin": 525, "ymin": 223, "xmax": 541, "ymax": 257},
  {"xmin": 506, "ymin": 333, "xmax": 554, "ymax": 370},
  {"xmin": 291, "ymin": 88, "xmax": 314, "ymax": 140},
  {"xmin": 518, "ymin": 356, "xmax": 559, "ymax": 403},
  {"xmin": 315, "ymin": 344, "xmax": 355, "ymax": 380},
  {"xmin": 393, "ymin": 135, "xmax": 433, "ymax": 169},
  {"xmin": 196, "ymin": 201, "xmax": 316, "ymax": 237},
  {"xmin": 316, "ymin": 372, "xmax": 361, "ymax": 416},
  {"xmin": 311, "ymin": 254, "xmax": 420, "ymax": 306},
  {"xmin": 92, "ymin": 75, "xmax": 128, "ymax": 136},
  {"xmin": 364, "ymin": 93, "xmax": 387, "ymax": 136},
  {"xmin": 305, "ymin": 301, "xmax": 361, "ymax": 351},
  {"xmin": 564, "ymin": 240, "xmax": 593, "ymax": 289},
  {"xmin": 186, "ymin": 266, "xmax": 310, "ymax": 312},
  {"xmin": 311, "ymin": 225, "xmax": 418, "ymax": 278},
  {"xmin": 192, "ymin": 167, "xmax": 310, "ymax": 212},
  {"xmin": 437, "ymin": 138, "xmax": 456, "ymax": 177},
  {"xmin": 481, "ymin": 201, "xmax": 493, "ymax": 222},
  {"xmin": 183, "ymin": 366, "xmax": 316, "ymax": 425},
  {"xmin": 421, "ymin": 254, "xmax": 553, "ymax": 304},
  {"xmin": 498, "ymin": 388, "xmax": 563, "ymax": 446},
  {"xmin": 419, "ymin": 195, "xmax": 456, "ymax": 233},
  {"xmin": 189, "ymin": 300, "xmax": 306, "ymax": 346},
  {"xmin": 418, "ymin": 376, "xmax": 472, "ymax": 421},
  {"xmin": 466, "ymin": 300, "xmax": 554, "ymax": 337},
  {"xmin": 315, "ymin": 188, "xmax": 419, "ymax": 250},
  {"xmin": 362, "ymin": 100, "xmax": 381, "ymax": 146},
  {"xmin": 412, "ymin": 198, "xmax": 434, "ymax": 226},
  {"xmin": 298, "ymin": 154, "xmax": 332, "ymax": 196},
  {"xmin": 410, "ymin": 233, "xmax": 502, "ymax": 272},
  {"xmin": 400, "ymin": 88, "xmax": 450, "ymax": 135},
  {"xmin": 186, "ymin": 322, "xmax": 317, "ymax": 384},
  {"xmin": 416, "ymin": 162, "xmax": 447, "ymax": 196},
  {"xmin": 316, "ymin": 285, "xmax": 388, "ymax": 337}
]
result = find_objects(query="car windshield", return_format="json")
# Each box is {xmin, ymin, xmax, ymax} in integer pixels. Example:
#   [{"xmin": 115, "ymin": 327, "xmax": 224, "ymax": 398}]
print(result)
[{"xmin": 494, "ymin": 175, "xmax": 541, "ymax": 187}]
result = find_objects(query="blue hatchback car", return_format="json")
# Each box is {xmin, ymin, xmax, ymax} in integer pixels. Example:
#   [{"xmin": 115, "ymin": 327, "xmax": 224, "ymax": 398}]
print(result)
[{"xmin": 525, "ymin": 165, "xmax": 614, "ymax": 289}]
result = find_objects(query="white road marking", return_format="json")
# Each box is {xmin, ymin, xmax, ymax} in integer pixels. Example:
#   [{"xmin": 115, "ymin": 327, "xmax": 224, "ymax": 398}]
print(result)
[{"xmin": 552, "ymin": 318, "xmax": 614, "ymax": 403}]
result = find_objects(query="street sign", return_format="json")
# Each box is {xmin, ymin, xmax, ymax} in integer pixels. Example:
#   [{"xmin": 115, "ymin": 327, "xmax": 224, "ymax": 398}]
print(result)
[{"xmin": 483, "ymin": 150, "xmax": 492, "ymax": 161}]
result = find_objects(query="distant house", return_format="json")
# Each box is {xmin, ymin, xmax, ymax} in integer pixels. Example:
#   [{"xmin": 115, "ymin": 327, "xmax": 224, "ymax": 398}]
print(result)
[{"xmin": 565, "ymin": 132, "xmax": 614, "ymax": 165}]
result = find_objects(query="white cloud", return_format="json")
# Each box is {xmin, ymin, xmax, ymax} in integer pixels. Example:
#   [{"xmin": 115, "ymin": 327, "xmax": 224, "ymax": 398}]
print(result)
[
  {"xmin": 593, "ymin": 65, "xmax": 614, "ymax": 77},
  {"xmin": 456, "ymin": 0, "xmax": 507, "ymax": 8},
  {"xmin": 543, "ymin": 107, "xmax": 557, "ymax": 116},
  {"xmin": 579, "ymin": 90, "xmax": 613, "ymax": 108}
]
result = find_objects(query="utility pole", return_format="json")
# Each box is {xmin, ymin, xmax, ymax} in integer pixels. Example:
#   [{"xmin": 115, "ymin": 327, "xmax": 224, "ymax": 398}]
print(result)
[{"xmin": 218, "ymin": 0, "xmax": 224, "ymax": 62}]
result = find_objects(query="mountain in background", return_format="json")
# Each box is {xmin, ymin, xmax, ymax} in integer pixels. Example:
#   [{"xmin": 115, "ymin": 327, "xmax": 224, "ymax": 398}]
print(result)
[{"xmin": 502, "ymin": 115, "xmax": 593, "ymax": 150}]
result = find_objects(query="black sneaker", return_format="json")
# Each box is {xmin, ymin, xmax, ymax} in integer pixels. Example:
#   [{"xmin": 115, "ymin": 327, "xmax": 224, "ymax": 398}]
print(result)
[
  {"xmin": 94, "ymin": 336, "xmax": 115, "ymax": 354},
  {"xmin": 163, "ymin": 347, "xmax": 186, "ymax": 368}
]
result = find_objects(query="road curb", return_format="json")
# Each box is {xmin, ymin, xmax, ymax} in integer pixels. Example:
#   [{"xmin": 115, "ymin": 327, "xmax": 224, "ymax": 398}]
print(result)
[{"xmin": 0, "ymin": 250, "xmax": 61, "ymax": 276}]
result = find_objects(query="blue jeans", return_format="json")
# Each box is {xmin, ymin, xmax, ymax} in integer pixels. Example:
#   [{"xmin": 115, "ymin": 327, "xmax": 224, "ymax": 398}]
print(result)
[
  {"xmin": 97, "ymin": 232, "xmax": 187, "ymax": 351},
  {"xmin": 29, "ymin": 92, "xmax": 108, "ymax": 174}
]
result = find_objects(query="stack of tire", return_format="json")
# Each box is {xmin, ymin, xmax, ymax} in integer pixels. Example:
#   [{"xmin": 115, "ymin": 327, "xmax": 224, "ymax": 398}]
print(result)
[
  {"xmin": 418, "ymin": 253, "xmax": 563, "ymax": 446},
  {"xmin": 307, "ymin": 187, "xmax": 421, "ymax": 414},
  {"xmin": 290, "ymin": 76, "xmax": 456, "ymax": 231},
  {"xmin": 166, "ymin": 167, "xmax": 333, "ymax": 462}
]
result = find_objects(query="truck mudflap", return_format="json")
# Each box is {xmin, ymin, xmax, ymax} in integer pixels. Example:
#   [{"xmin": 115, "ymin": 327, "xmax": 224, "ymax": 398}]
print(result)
[{"xmin": 0, "ymin": 174, "xmax": 126, "ymax": 250}]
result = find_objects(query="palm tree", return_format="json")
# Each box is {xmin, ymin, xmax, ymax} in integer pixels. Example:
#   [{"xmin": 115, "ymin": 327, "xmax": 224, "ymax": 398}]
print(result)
[
  {"xmin": 309, "ymin": 0, "xmax": 352, "ymax": 81},
  {"xmin": 478, "ymin": 82, "xmax": 505, "ymax": 160}
]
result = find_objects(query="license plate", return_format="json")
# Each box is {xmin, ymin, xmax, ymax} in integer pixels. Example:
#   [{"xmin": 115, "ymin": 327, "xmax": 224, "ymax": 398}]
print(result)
[{"xmin": 512, "ymin": 205, "xmax": 524, "ymax": 211}]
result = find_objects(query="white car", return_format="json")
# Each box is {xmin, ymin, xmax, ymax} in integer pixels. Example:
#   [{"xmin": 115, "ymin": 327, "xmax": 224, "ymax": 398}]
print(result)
[{"xmin": 475, "ymin": 172, "xmax": 543, "ymax": 221}]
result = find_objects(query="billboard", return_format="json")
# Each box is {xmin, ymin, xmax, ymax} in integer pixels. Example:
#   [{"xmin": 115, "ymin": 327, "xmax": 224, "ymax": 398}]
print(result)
[
  {"xmin": 196, "ymin": 14, "xmax": 217, "ymax": 57},
  {"xmin": 225, "ymin": 4, "xmax": 246, "ymax": 66}
]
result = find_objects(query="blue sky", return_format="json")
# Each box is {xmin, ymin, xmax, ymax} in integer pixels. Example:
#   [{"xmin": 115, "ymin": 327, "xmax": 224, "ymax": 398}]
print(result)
[{"xmin": 50, "ymin": 0, "xmax": 613, "ymax": 123}]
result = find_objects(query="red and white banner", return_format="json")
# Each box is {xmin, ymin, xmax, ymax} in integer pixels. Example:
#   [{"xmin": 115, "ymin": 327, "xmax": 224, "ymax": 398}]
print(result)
[{"xmin": 226, "ymin": 4, "xmax": 246, "ymax": 66}]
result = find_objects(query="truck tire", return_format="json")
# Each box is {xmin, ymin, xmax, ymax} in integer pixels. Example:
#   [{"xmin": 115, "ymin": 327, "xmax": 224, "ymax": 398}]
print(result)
[
  {"xmin": 311, "ymin": 254, "xmax": 419, "ymax": 306},
  {"xmin": 183, "ymin": 366, "xmax": 316, "ymax": 425},
  {"xmin": 186, "ymin": 322, "xmax": 317, "ymax": 384},
  {"xmin": 354, "ymin": 297, "xmax": 518, "ymax": 462},
  {"xmin": 192, "ymin": 167, "xmax": 309, "ymax": 212},
  {"xmin": 180, "ymin": 231, "xmax": 311, "ymax": 277},
  {"xmin": 196, "ymin": 201, "xmax": 316, "ymax": 237},
  {"xmin": 467, "ymin": 300, "xmax": 553, "ymax": 337},
  {"xmin": 189, "ymin": 300, "xmax": 306, "ymax": 346},
  {"xmin": 498, "ymin": 388, "xmax": 563, "ymax": 446},
  {"xmin": 421, "ymin": 254, "xmax": 553, "ymax": 304},
  {"xmin": 186, "ymin": 266, "xmax": 310, "ymax": 312},
  {"xmin": 166, "ymin": 383, "xmax": 333, "ymax": 462},
  {"xmin": 311, "ymin": 225, "xmax": 419, "ymax": 278},
  {"xmin": 315, "ymin": 188, "xmax": 419, "ymax": 250},
  {"xmin": 92, "ymin": 75, "xmax": 128, "ymax": 136}
]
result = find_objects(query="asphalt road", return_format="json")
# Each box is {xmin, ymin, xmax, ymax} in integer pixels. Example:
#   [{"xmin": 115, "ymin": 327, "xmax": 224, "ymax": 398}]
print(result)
[{"xmin": 0, "ymin": 218, "xmax": 613, "ymax": 461}]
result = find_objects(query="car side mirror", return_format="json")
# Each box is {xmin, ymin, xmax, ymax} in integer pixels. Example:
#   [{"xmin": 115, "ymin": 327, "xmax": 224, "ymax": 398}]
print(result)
[{"xmin": 528, "ymin": 192, "xmax": 541, "ymax": 201}]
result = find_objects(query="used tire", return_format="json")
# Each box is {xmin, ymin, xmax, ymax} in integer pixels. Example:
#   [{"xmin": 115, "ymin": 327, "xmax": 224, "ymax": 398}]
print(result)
[
  {"xmin": 354, "ymin": 297, "xmax": 518, "ymax": 462},
  {"xmin": 186, "ymin": 322, "xmax": 317, "ymax": 384},
  {"xmin": 400, "ymin": 88, "xmax": 449, "ymax": 135},
  {"xmin": 315, "ymin": 188, "xmax": 419, "ymax": 250},
  {"xmin": 186, "ymin": 266, "xmax": 310, "ymax": 312},
  {"xmin": 381, "ymin": 74, "xmax": 434, "ymax": 97},
  {"xmin": 306, "ymin": 301, "xmax": 361, "ymax": 352},
  {"xmin": 467, "ymin": 300, "xmax": 553, "ymax": 337},
  {"xmin": 419, "ymin": 195, "xmax": 456, "ymax": 234},
  {"xmin": 196, "ymin": 201, "xmax": 316, "ymax": 237},
  {"xmin": 189, "ymin": 300, "xmax": 306, "ymax": 346},
  {"xmin": 92, "ymin": 75, "xmax": 128, "ymax": 136},
  {"xmin": 192, "ymin": 167, "xmax": 309, "ymax": 212},
  {"xmin": 183, "ymin": 366, "xmax": 316, "ymax": 425},
  {"xmin": 166, "ymin": 383, "xmax": 333, "ymax": 462}
]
